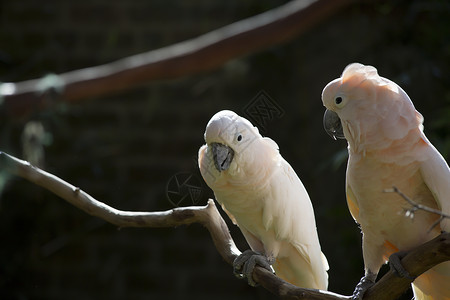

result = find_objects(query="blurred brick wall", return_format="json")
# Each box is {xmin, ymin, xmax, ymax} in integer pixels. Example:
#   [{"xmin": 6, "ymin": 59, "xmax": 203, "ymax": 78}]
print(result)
[{"xmin": 0, "ymin": 0, "xmax": 448, "ymax": 299}]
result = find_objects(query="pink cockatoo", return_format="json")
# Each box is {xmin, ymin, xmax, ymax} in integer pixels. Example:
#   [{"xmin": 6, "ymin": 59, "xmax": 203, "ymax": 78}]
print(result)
[
  {"xmin": 322, "ymin": 63, "xmax": 450, "ymax": 300},
  {"xmin": 198, "ymin": 110, "xmax": 329, "ymax": 289}
]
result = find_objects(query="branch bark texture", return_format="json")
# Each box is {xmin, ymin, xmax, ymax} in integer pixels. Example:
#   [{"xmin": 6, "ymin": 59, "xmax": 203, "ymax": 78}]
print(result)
[{"xmin": 1, "ymin": 151, "xmax": 449, "ymax": 300}]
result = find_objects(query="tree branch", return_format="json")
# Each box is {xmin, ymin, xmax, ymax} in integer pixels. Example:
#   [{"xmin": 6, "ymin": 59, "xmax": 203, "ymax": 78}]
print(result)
[
  {"xmin": 1, "ymin": 151, "xmax": 449, "ymax": 299},
  {"xmin": 1, "ymin": 0, "xmax": 354, "ymax": 117},
  {"xmin": 0, "ymin": 151, "xmax": 240, "ymax": 265},
  {"xmin": 364, "ymin": 232, "xmax": 450, "ymax": 300}
]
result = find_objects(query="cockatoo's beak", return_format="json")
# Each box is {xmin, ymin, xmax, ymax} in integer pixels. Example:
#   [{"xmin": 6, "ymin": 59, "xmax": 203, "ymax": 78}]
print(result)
[
  {"xmin": 323, "ymin": 109, "xmax": 345, "ymax": 140},
  {"xmin": 211, "ymin": 143, "xmax": 234, "ymax": 171}
]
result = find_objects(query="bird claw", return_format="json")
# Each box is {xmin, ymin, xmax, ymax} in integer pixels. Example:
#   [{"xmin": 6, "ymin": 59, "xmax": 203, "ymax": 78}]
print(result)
[
  {"xmin": 233, "ymin": 249, "xmax": 273, "ymax": 287},
  {"xmin": 389, "ymin": 251, "xmax": 417, "ymax": 280},
  {"xmin": 351, "ymin": 275, "xmax": 375, "ymax": 300}
]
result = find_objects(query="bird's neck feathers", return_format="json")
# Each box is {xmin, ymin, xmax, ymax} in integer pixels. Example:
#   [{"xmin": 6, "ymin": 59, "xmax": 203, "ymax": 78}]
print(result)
[
  {"xmin": 349, "ymin": 126, "xmax": 429, "ymax": 165},
  {"xmin": 344, "ymin": 84, "xmax": 426, "ymax": 163},
  {"xmin": 221, "ymin": 138, "xmax": 280, "ymax": 190}
]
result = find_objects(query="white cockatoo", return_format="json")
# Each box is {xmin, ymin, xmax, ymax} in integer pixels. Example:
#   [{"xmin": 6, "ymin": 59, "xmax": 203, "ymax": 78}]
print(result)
[
  {"xmin": 322, "ymin": 63, "xmax": 450, "ymax": 300},
  {"xmin": 198, "ymin": 110, "xmax": 328, "ymax": 289}
]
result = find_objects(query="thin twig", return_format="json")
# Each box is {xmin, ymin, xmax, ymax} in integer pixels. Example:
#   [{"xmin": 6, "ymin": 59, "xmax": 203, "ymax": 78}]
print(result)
[
  {"xmin": 384, "ymin": 186, "xmax": 450, "ymax": 233},
  {"xmin": 1, "ymin": 151, "xmax": 449, "ymax": 299},
  {"xmin": 384, "ymin": 186, "xmax": 450, "ymax": 218}
]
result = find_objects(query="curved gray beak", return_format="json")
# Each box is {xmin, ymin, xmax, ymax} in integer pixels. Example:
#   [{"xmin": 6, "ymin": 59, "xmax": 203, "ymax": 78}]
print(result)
[
  {"xmin": 211, "ymin": 143, "xmax": 234, "ymax": 172},
  {"xmin": 323, "ymin": 109, "xmax": 345, "ymax": 140}
]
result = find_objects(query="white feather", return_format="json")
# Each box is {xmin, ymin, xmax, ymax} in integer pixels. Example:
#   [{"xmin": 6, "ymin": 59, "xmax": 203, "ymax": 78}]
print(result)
[{"xmin": 199, "ymin": 110, "xmax": 328, "ymax": 289}]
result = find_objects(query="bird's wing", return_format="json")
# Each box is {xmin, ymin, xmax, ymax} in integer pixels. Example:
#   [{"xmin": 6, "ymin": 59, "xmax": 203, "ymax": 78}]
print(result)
[
  {"xmin": 262, "ymin": 158, "xmax": 328, "ymax": 289},
  {"xmin": 346, "ymin": 184, "xmax": 360, "ymax": 222},
  {"xmin": 419, "ymin": 140, "xmax": 450, "ymax": 232}
]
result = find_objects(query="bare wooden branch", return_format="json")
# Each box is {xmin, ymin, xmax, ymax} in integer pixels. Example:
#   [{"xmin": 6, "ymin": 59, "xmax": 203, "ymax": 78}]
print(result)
[
  {"xmin": 1, "ymin": 0, "xmax": 355, "ymax": 117},
  {"xmin": 1, "ymin": 151, "xmax": 449, "ymax": 300},
  {"xmin": 264, "ymin": 231, "xmax": 450, "ymax": 300},
  {"xmin": 364, "ymin": 232, "xmax": 450, "ymax": 300},
  {"xmin": 0, "ymin": 151, "xmax": 240, "ymax": 265},
  {"xmin": 254, "ymin": 269, "xmax": 351, "ymax": 300}
]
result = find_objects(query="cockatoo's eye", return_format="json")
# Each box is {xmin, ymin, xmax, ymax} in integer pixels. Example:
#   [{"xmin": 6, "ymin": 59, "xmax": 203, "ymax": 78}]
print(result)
[
  {"xmin": 334, "ymin": 96, "xmax": 345, "ymax": 108},
  {"xmin": 237, "ymin": 134, "xmax": 243, "ymax": 142}
]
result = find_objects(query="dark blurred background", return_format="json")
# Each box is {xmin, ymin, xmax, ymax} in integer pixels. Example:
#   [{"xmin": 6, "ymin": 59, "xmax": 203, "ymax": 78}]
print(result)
[{"xmin": 0, "ymin": 0, "xmax": 449, "ymax": 299}]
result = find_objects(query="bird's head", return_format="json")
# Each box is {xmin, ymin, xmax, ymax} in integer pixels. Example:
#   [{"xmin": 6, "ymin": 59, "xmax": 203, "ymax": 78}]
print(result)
[
  {"xmin": 199, "ymin": 110, "xmax": 278, "ymax": 186},
  {"xmin": 321, "ymin": 63, "xmax": 421, "ymax": 151}
]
